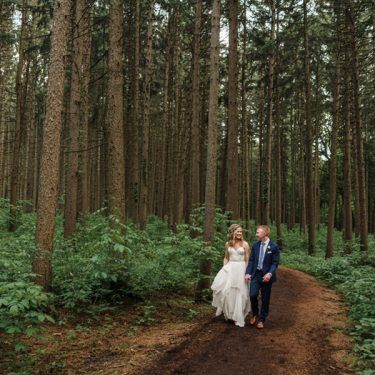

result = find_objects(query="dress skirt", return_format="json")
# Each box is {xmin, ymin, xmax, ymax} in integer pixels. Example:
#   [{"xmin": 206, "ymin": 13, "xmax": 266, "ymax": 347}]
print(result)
[{"xmin": 211, "ymin": 261, "xmax": 251, "ymax": 327}]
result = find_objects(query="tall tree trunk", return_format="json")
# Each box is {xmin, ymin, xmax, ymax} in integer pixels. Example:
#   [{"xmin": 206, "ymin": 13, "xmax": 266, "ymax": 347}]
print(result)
[
  {"xmin": 106, "ymin": 0, "xmax": 125, "ymax": 221},
  {"xmin": 33, "ymin": 0, "xmax": 72, "ymax": 291},
  {"xmin": 156, "ymin": 17, "xmax": 173, "ymax": 218},
  {"xmin": 190, "ymin": 0, "xmax": 202, "ymax": 211},
  {"xmin": 274, "ymin": 10, "xmax": 282, "ymax": 246},
  {"xmin": 298, "ymin": 93, "xmax": 307, "ymax": 234},
  {"xmin": 196, "ymin": 0, "xmax": 220, "ymax": 300},
  {"xmin": 80, "ymin": 2, "xmax": 92, "ymax": 216},
  {"xmin": 226, "ymin": 0, "xmax": 239, "ymax": 219},
  {"xmin": 127, "ymin": 0, "xmax": 140, "ymax": 222},
  {"xmin": 289, "ymin": 102, "xmax": 297, "ymax": 229},
  {"xmin": 255, "ymin": 87, "xmax": 264, "ymax": 225},
  {"xmin": 314, "ymin": 53, "xmax": 321, "ymax": 228},
  {"xmin": 240, "ymin": 9, "xmax": 250, "ymax": 225},
  {"xmin": 303, "ymin": 0, "xmax": 315, "ymax": 255},
  {"xmin": 275, "ymin": 67, "xmax": 282, "ymax": 247},
  {"xmin": 9, "ymin": 0, "xmax": 27, "ymax": 231},
  {"xmin": 25, "ymin": 59, "xmax": 37, "ymax": 212},
  {"xmin": 346, "ymin": 0, "xmax": 368, "ymax": 250},
  {"xmin": 263, "ymin": 0, "xmax": 275, "ymax": 225},
  {"xmin": 139, "ymin": 0, "xmax": 155, "ymax": 230},
  {"xmin": 219, "ymin": 127, "xmax": 228, "ymax": 208},
  {"xmin": 326, "ymin": 6, "xmax": 341, "ymax": 258},
  {"xmin": 64, "ymin": 0, "xmax": 85, "ymax": 237},
  {"xmin": 175, "ymin": 91, "xmax": 189, "ymax": 224},
  {"xmin": 343, "ymin": 48, "xmax": 353, "ymax": 247}
]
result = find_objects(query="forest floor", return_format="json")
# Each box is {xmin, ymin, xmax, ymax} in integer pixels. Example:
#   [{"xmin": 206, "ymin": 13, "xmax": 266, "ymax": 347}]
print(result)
[{"xmin": 1, "ymin": 267, "xmax": 356, "ymax": 374}]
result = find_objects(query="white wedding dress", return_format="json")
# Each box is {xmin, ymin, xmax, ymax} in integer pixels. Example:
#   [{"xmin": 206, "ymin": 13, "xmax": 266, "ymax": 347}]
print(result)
[{"xmin": 211, "ymin": 247, "xmax": 251, "ymax": 327}]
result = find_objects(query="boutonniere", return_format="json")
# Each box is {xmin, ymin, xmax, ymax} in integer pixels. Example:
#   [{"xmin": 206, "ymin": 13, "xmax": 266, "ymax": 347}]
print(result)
[{"xmin": 267, "ymin": 246, "xmax": 271, "ymax": 250}]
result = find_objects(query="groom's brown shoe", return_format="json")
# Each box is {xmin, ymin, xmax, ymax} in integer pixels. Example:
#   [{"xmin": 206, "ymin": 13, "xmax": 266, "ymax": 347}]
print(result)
[
  {"xmin": 256, "ymin": 321, "xmax": 264, "ymax": 329},
  {"xmin": 250, "ymin": 315, "xmax": 258, "ymax": 325}
]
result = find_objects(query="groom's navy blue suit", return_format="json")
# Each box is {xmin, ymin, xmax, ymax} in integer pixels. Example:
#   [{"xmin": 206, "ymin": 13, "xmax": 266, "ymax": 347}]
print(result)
[{"xmin": 245, "ymin": 240, "xmax": 280, "ymax": 323}]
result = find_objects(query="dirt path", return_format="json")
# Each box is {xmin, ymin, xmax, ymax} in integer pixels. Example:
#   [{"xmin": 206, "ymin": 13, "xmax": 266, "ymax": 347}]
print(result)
[
  {"xmin": 2, "ymin": 267, "xmax": 354, "ymax": 374},
  {"xmin": 138, "ymin": 267, "xmax": 354, "ymax": 375}
]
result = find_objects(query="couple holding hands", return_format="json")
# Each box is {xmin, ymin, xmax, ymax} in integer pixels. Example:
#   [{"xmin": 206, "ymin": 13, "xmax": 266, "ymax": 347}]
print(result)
[{"xmin": 211, "ymin": 224, "xmax": 280, "ymax": 328}]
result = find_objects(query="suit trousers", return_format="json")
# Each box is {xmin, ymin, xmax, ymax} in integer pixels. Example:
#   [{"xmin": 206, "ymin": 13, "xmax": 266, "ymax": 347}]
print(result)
[{"xmin": 250, "ymin": 269, "xmax": 273, "ymax": 322}]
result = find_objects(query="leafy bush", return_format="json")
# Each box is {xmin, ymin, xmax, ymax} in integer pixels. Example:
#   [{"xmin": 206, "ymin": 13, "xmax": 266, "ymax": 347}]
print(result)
[
  {"xmin": 0, "ymin": 281, "xmax": 53, "ymax": 337},
  {"xmin": 0, "ymin": 203, "xmax": 233, "ymax": 314},
  {"xmin": 51, "ymin": 207, "xmax": 229, "ymax": 305},
  {"xmin": 0, "ymin": 201, "xmax": 52, "ymax": 350}
]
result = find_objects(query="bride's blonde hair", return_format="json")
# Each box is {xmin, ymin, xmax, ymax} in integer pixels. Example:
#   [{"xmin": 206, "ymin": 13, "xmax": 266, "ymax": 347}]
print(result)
[{"xmin": 227, "ymin": 224, "xmax": 242, "ymax": 247}]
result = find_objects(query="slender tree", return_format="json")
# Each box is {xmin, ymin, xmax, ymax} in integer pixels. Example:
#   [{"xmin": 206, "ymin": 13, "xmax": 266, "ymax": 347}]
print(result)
[
  {"xmin": 342, "ymin": 47, "xmax": 353, "ymax": 247},
  {"xmin": 80, "ymin": 1, "xmax": 92, "ymax": 216},
  {"xmin": 303, "ymin": 0, "xmax": 315, "ymax": 255},
  {"xmin": 263, "ymin": 0, "xmax": 276, "ymax": 225},
  {"xmin": 326, "ymin": 2, "xmax": 341, "ymax": 258},
  {"xmin": 32, "ymin": 0, "xmax": 72, "ymax": 290},
  {"xmin": 127, "ymin": 0, "xmax": 140, "ymax": 222},
  {"xmin": 139, "ymin": 0, "xmax": 155, "ymax": 230},
  {"xmin": 64, "ymin": 0, "xmax": 85, "ymax": 237},
  {"xmin": 226, "ymin": 0, "xmax": 239, "ymax": 218},
  {"xmin": 190, "ymin": 0, "xmax": 203, "ymax": 211},
  {"xmin": 196, "ymin": 0, "xmax": 220, "ymax": 300},
  {"xmin": 346, "ymin": 0, "xmax": 368, "ymax": 250},
  {"xmin": 9, "ymin": 0, "xmax": 27, "ymax": 231},
  {"xmin": 106, "ymin": 0, "xmax": 125, "ymax": 221}
]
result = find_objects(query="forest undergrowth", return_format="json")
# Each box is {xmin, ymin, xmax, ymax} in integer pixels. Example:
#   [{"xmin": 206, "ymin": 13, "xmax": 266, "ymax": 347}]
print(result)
[{"xmin": 0, "ymin": 199, "xmax": 374, "ymax": 374}]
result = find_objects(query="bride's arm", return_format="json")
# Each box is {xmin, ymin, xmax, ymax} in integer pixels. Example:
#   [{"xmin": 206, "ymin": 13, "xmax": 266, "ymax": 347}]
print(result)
[
  {"xmin": 223, "ymin": 242, "xmax": 229, "ymax": 265},
  {"xmin": 244, "ymin": 241, "xmax": 250, "ymax": 263}
]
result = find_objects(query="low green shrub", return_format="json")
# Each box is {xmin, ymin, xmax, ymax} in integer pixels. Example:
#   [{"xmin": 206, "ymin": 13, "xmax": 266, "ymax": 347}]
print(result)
[{"xmin": 0, "ymin": 281, "xmax": 53, "ymax": 337}]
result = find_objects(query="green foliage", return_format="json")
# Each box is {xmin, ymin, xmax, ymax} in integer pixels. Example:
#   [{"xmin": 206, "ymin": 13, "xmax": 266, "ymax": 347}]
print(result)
[
  {"xmin": 282, "ymin": 228, "xmax": 375, "ymax": 372},
  {"xmin": 0, "ymin": 204, "xmax": 230, "ymax": 316},
  {"xmin": 136, "ymin": 304, "xmax": 157, "ymax": 325},
  {"xmin": 0, "ymin": 200, "xmax": 52, "ymax": 351},
  {"xmin": 3, "ymin": 203, "xmax": 373, "ymax": 373},
  {"xmin": 0, "ymin": 281, "xmax": 53, "ymax": 335}
]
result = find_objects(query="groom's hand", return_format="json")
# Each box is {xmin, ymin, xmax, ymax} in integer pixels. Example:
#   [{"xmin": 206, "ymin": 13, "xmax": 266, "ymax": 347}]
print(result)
[
  {"xmin": 263, "ymin": 273, "xmax": 272, "ymax": 283},
  {"xmin": 245, "ymin": 274, "xmax": 251, "ymax": 281}
]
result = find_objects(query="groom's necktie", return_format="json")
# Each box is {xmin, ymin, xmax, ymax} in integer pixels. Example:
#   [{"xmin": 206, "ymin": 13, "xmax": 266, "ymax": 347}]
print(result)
[{"xmin": 258, "ymin": 242, "xmax": 265, "ymax": 270}]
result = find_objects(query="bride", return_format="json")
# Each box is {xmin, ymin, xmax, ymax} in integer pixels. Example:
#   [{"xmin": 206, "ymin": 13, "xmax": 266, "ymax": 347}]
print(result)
[{"xmin": 211, "ymin": 224, "xmax": 251, "ymax": 327}]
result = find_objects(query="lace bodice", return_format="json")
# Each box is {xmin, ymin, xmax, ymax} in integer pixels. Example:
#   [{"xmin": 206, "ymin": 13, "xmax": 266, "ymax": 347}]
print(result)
[{"xmin": 228, "ymin": 247, "xmax": 245, "ymax": 262}]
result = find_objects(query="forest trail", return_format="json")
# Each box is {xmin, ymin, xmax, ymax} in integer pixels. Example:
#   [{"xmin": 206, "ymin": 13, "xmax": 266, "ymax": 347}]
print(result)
[
  {"xmin": 137, "ymin": 268, "xmax": 354, "ymax": 375},
  {"xmin": 10, "ymin": 268, "xmax": 355, "ymax": 374}
]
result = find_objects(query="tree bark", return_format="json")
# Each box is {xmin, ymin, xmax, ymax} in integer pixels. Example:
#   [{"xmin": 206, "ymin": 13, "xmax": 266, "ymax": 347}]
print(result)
[
  {"xmin": 190, "ymin": 0, "xmax": 202, "ymax": 211},
  {"xmin": 9, "ymin": 0, "xmax": 27, "ymax": 231},
  {"xmin": 80, "ymin": 1, "xmax": 92, "ymax": 216},
  {"xmin": 139, "ymin": 0, "xmax": 155, "ymax": 230},
  {"xmin": 303, "ymin": 0, "xmax": 315, "ymax": 255},
  {"xmin": 33, "ymin": 0, "xmax": 72, "ymax": 291},
  {"xmin": 196, "ymin": 0, "xmax": 220, "ymax": 300},
  {"xmin": 346, "ymin": 0, "xmax": 368, "ymax": 250},
  {"xmin": 226, "ymin": 0, "xmax": 239, "ymax": 219},
  {"xmin": 263, "ymin": 0, "xmax": 276, "ymax": 225},
  {"xmin": 64, "ymin": 0, "xmax": 85, "ymax": 237},
  {"xmin": 127, "ymin": 0, "xmax": 140, "ymax": 222},
  {"xmin": 343, "ymin": 47, "xmax": 353, "ymax": 247},
  {"xmin": 326, "ymin": 5, "xmax": 341, "ymax": 258},
  {"xmin": 106, "ymin": 0, "xmax": 125, "ymax": 221}
]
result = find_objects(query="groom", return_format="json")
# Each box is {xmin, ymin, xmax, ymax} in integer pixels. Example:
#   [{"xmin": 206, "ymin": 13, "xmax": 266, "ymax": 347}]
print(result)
[{"xmin": 245, "ymin": 225, "xmax": 280, "ymax": 329}]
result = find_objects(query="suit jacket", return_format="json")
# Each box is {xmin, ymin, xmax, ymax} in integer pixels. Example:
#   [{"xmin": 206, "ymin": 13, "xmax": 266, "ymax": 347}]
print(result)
[{"xmin": 245, "ymin": 240, "xmax": 280, "ymax": 282}]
